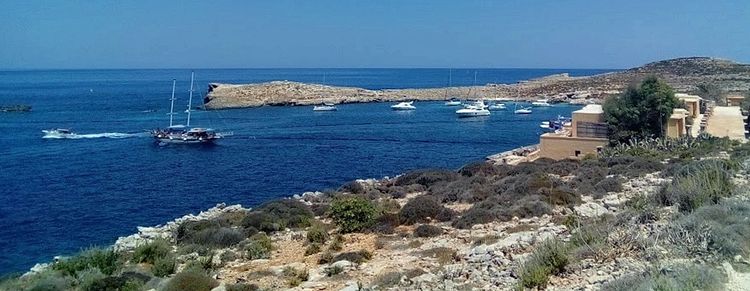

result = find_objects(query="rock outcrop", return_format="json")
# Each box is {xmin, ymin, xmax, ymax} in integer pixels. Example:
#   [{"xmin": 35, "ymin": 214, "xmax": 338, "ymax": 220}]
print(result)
[{"xmin": 203, "ymin": 57, "xmax": 750, "ymax": 109}]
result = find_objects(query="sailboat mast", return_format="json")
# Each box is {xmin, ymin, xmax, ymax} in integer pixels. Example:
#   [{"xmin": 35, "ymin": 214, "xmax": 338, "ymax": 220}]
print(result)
[
  {"xmin": 169, "ymin": 79, "xmax": 176, "ymax": 127},
  {"xmin": 186, "ymin": 71, "xmax": 194, "ymax": 127},
  {"xmin": 445, "ymin": 69, "xmax": 452, "ymax": 99},
  {"xmin": 473, "ymin": 71, "xmax": 477, "ymax": 99}
]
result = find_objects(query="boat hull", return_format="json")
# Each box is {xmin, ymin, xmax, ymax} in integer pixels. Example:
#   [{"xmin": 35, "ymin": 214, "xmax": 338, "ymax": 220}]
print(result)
[
  {"xmin": 154, "ymin": 137, "xmax": 217, "ymax": 144},
  {"xmin": 391, "ymin": 106, "xmax": 416, "ymax": 110},
  {"xmin": 456, "ymin": 109, "xmax": 490, "ymax": 117}
]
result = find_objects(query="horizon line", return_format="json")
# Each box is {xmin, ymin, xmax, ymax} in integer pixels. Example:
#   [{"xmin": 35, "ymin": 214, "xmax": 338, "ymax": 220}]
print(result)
[{"xmin": 0, "ymin": 66, "xmax": 624, "ymax": 72}]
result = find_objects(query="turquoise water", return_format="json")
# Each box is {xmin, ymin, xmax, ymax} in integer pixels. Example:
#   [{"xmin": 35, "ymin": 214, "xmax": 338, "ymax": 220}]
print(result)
[{"xmin": 0, "ymin": 68, "xmax": 610, "ymax": 274}]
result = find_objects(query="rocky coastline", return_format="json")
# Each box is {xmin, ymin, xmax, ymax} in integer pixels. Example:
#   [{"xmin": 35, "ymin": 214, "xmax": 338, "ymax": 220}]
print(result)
[{"xmin": 203, "ymin": 57, "xmax": 750, "ymax": 109}]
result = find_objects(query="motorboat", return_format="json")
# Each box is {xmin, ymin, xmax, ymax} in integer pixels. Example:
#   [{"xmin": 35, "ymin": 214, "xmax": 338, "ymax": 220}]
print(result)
[
  {"xmin": 151, "ymin": 72, "xmax": 222, "ymax": 145},
  {"xmin": 488, "ymin": 103, "xmax": 506, "ymax": 110},
  {"xmin": 313, "ymin": 103, "xmax": 338, "ymax": 111},
  {"xmin": 514, "ymin": 108, "xmax": 532, "ymax": 114},
  {"xmin": 540, "ymin": 115, "xmax": 571, "ymax": 130},
  {"xmin": 445, "ymin": 99, "xmax": 462, "ymax": 106},
  {"xmin": 42, "ymin": 128, "xmax": 75, "ymax": 138},
  {"xmin": 391, "ymin": 101, "xmax": 416, "ymax": 110},
  {"xmin": 531, "ymin": 99, "xmax": 552, "ymax": 107},
  {"xmin": 456, "ymin": 100, "xmax": 490, "ymax": 117}
]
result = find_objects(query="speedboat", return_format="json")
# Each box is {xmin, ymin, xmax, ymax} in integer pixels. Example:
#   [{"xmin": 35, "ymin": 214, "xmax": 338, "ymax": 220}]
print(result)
[
  {"xmin": 42, "ymin": 128, "xmax": 75, "ymax": 138},
  {"xmin": 514, "ymin": 107, "xmax": 532, "ymax": 114},
  {"xmin": 456, "ymin": 101, "xmax": 490, "ymax": 117},
  {"xmin": 488, "ymin": 103, "xmax": 506, "ymax": 110},
  {"xmin": 531, "ymin": 99, "xmax": 552, "ymax": 107},
  {"xmin": 391, "ymin": 101, "xmax": 416, "ymax": 110},
  {"xmin": 313, "ymin": 103, "xmax": 337, "ymax": 111},
  {"xmin": 445, "ymin": 99, "xmax": 462, "ymax": 106}
]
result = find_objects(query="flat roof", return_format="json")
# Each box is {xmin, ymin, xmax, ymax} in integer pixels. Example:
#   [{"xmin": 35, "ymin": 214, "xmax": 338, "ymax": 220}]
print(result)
[
  {"xmin": 573, "ymin": 104, "xmax": 603, "ymax": 114},
  {"xmin": 675, "ymin": 93, "xmax": 702, "ymax": 101}
]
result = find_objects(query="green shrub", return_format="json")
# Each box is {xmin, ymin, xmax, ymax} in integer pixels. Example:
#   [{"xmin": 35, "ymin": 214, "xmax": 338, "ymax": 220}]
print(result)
[
  {"xmin": 26, "ymin": 270, "xmax": 74, "ymax": 291},
  {"xmin": 76, "ymin": 267, "xmax": 106, "ymax": 291},
  {"xmin": 241, "ymin": 200, "xmax": 314, "ymax": 233},
  {"xmin": 152, "ymin": 255, "xmax": 176, "ymax": 277},
  {"xmin": 517, "ymin": 239, "xmax": 571, "ymax": 289},
  {"xmin": 53, "ymin": 247, "xmax": 120, "ymax": 276},
  {"xmin": 332, "ymin": 250, "xmax": 372, "ymax": 264},
  {"xmin": 601, "ymin": 263, "xmax": 725, "ymax": 291},
  {"xmin": 245, "ymin": 233, "xmax": 273, "ymax": 260},
  {"xmin": 306, "ymin": 223, "xmax": 328, "ymax": 244},
  {"xmin": 282, "ymin": 267, "xmax": 308, "ymax": 287},
  {"xmin": 329, "ymin": 197, "xmax": 378, "ymax": 233},
  {"xmin": 177, "ymin": 244, "xmax": 211, "ymax": 256},
  {"xmin": 81, "ymin": 272, "xmax": 150, "ymax": 291},
  {"xmin": 394, "ymin": 169, "xmax": 460, "ymax": 187},
  {"xmin": 339, "ymin": 180, "xmax": 367, "ymax": 194},
  {"xmin": 413, "ymin": 224, "xmax": 443, "ymax": 238},
  {"xmin": 163, "ymin": 268, "xmax": 218, "ymax": 291},
  {"xmin": 603, "ymin": 76, "xmax": 679, "ymax": 144},
  {"xmin": 658, "ymin": 159, "xmax": 735, "ymax": 212},
  {"xmin": 133, "ymin": 239, "xmax": 171, "ymax": 264}
]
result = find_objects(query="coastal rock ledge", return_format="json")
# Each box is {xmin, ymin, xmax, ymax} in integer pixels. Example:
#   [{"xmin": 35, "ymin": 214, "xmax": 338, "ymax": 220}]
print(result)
[{"xmin": 203, "ymin": 57, "xmax": 750, "ymax": 109}]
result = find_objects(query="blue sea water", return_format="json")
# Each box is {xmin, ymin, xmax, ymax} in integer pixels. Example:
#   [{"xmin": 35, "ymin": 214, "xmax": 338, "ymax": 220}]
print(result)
[{"xmin": 0, "ymin": 68, "xmax": 613, "ymax": 274}]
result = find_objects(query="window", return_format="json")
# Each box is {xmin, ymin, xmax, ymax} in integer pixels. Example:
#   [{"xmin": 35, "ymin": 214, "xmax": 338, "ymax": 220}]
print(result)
[
  {"xmin": 575, "ymin": 150, "xmax": 581, "ymax": 157},
  {"xmin": 577, "ymin": 122, "xmax": 608, "ymax": 138}
]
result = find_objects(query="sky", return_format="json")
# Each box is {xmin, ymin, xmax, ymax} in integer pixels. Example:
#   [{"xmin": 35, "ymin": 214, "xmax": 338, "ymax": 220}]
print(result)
[{"xmin": 0, "ymin": 0, "xmax": 748, "ymax": 69}]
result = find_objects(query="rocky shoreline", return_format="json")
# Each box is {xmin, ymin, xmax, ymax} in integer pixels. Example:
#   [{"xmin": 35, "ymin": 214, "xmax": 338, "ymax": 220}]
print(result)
[{"xmin": 203, "ymin": 57, "xmax": 750, "ymax": 109}]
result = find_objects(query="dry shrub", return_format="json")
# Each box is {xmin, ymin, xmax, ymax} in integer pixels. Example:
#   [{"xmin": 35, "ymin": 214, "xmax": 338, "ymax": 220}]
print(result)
[
  {"xmin": 413, "ymin": 224, "xmax": 443, "ymax": 238},
  {"xmin": 419, "ymin": 247, "xmax": 456, "ymax": 265}
]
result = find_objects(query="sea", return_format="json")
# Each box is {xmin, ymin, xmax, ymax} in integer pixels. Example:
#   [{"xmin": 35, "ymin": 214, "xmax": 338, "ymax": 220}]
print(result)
[{"xmin": 0, "ymin": 68, "xmax": 614, "ymax": 275}]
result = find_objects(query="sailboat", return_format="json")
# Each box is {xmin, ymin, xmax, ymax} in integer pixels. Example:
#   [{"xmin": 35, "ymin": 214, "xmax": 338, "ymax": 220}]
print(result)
[
  {"xmin": 444, "ymin": 69, "xmax": 462, "ymax": 106},
  {"xmin": 456, "ymin": 71, "xmax": 490, "ymax": 117},
  {"xmin": 151, "ymin": 72, "xmax": 222, "ymax": 144}
]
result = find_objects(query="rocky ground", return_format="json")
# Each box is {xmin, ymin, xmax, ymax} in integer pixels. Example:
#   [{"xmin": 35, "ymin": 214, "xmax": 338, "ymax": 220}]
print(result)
[{"xmin": 203, "ymin": 57, "xmax": 750, "ymax": 109}]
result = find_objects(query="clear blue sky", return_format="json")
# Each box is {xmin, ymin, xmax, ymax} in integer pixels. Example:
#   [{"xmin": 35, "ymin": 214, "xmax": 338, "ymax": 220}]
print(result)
[{"xmin": 1, "ymin": 0, "xmax": 748, "ymax": 69}]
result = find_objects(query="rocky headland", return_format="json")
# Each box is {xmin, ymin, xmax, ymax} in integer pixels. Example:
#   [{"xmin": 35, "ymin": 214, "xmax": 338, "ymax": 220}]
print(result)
[
  {"xmin": 203, "ymin": 57, "xmax": 750, "ymax": 109},
  {"xmin": 10, "ymin": 136, "xmax": 750, "ymax": 291}
]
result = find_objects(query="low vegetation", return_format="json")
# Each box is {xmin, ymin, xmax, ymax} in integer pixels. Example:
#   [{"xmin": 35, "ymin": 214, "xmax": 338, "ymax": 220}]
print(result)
[
  {"xmin": 329, "ymin": 196, "xmax": 378, "ymax": 233},
  {"xmin": 517, "ymin": 239, "xmax": 571, "ymax": 289}
]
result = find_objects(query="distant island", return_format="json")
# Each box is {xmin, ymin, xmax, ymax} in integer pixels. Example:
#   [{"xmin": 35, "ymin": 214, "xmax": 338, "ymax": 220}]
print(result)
[{"xmin": 203, "ymin": 57, "xmax": 750, "ymax": 109}]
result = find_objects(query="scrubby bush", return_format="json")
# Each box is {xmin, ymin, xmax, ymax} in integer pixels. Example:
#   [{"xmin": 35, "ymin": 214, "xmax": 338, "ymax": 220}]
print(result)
[
  {"xmin": 399, "ymin": 195, "xmax": 451, "ymax": 224},
  {"xmin": 428, "ymin": 176, "xmax": 494, "ymax": 203},
  {"xmin": 368, "ymin": 212, "xmax": 400, "ymax": 234},
  {"xmin": 394, "ymin": 169, "xmax": 460, "ymax": 187},
  {"xmin": 332, "ymin": 250, "xmax": 372, "ymax": 264},
  {"xmin": 594, "ymin": 176, "xmax": 623, "ymax": 196},
  {"xmin": 245, "ymin": 233, "xmax": 273, "ymax": 260},
  {"xmin": 241, "ymin": 200, "xmax": 314, "ymax": 233},
  {"xmin": 306, "ymin": 223, "xmax": 328, "ymax": 244},
  {"xmin": 53, "ymin": 247, "xmax": 120, "ymax": 276},
  {"xmin": 413, "ymin": 224, "xmax": 443, "ymax": 238},
  {"xmin": 227, "ymin": 283, "xmax": 260, "ymax": 291},
  {"xmin": 325, "ymin": 265, "xmax": 344, "ymax": 276},
  {"xmin": 419, "ymin": 247, "xmax": 456, "ymax": 265},
  {"xmin": 318, "ymin": 251, "xmax": 334, "ymax": 264},
  {"xmin": 163, "ymin": 268, "xmax": 218, "ymax": 291},
  {"xmin": 23, "ymin": 270, "xmax": 75, "ymax": 291},
  {"xmin": 452, "ymin": 208, "xmax": 494, "ymax": 229},
  {"xmin": 372, "ymin": 271, "xmax": 403, "ymax": 288},
  {"xmin": 133, "ymin": 239, "xmax": 171, "ymax": 265},
  {"xmin": 80, "ymin": 272, "xmax": 150, "ymax": 291},
  {"xmin": 657, "ymin": 159, "xmax": 735, "ymax": 212},
  {"xmin": 305, "ymin": 243, "xmax": 321, "ymax": 256},
  {"xmin": 152, "ymin": 255, "xmax": 176, "ymax": 277},
  {"xmin": 75, "ymin": 267, "xmax": 106, "ymax": 291},
  {"xmin": 667, "ymin": 200, "xmax": 750, "ymax": 259},
  {"xmin": 458, "ymin": 161, "xmax": 512, "ymax": 177},
  {"xmin": 329, "ymin": 197, "xmax": 378, "ymax": 233},
  {"xmin": 601, "ymin": 263, "xmax": 725, "ymax": 291},
  {"xmin": 177, "ymin": 222, "xmax": 244, "ymax": 248},
  {"xmin": 339, "ymin": 180, "xmax": 367, "ymax": 194},
  {"xmin": 328, "ymin": 234, "xmax": 344, "ymax": 251},
  {"xmin": 517, "ymin": 239, "xmax": 571, "ymax": 289}
]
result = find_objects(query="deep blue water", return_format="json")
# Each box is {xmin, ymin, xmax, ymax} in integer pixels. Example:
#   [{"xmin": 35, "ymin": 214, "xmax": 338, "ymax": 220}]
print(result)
[{"xmin": 0, "ymin": 68, "xmax": 612, "ymax": 274}]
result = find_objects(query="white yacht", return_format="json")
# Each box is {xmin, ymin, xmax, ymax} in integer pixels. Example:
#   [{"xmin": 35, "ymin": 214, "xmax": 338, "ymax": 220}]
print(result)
[
  {"xmin": 488, "ymin": 103, "xmax": 506, "ymax": 110},
  {"xmin": 445, "ymin": 99, "xmax": 462, "ymax": 106},
  {"xmin": 391, "ymin": 101, "xmax": 416, "ymax": 110},
  {"xmin": 456, "ymin": 100, "xmax": 490, "ymax": 117},
  {"xmin": 514, "ymin": 107, "xmax": 532, "ymax": 114},
  {"xmin": 531, "ymin": 99, "xmax": 552, "ymax": 107},
  {"xmin": 313, "ymin": 103, "xmax": 337, "ymax": 111}
]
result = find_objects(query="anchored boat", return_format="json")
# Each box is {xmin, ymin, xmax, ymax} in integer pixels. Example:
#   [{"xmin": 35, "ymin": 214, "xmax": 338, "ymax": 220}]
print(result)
[{"xmin": 391, "ymin": 101, "xmax": 416, "ymax": 110}]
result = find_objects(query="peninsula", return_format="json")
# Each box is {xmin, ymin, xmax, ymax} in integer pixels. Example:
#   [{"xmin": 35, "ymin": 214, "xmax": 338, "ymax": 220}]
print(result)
[{"xmin": 204, "ymin": 57, "xmax": 750, "ymax": 109}]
